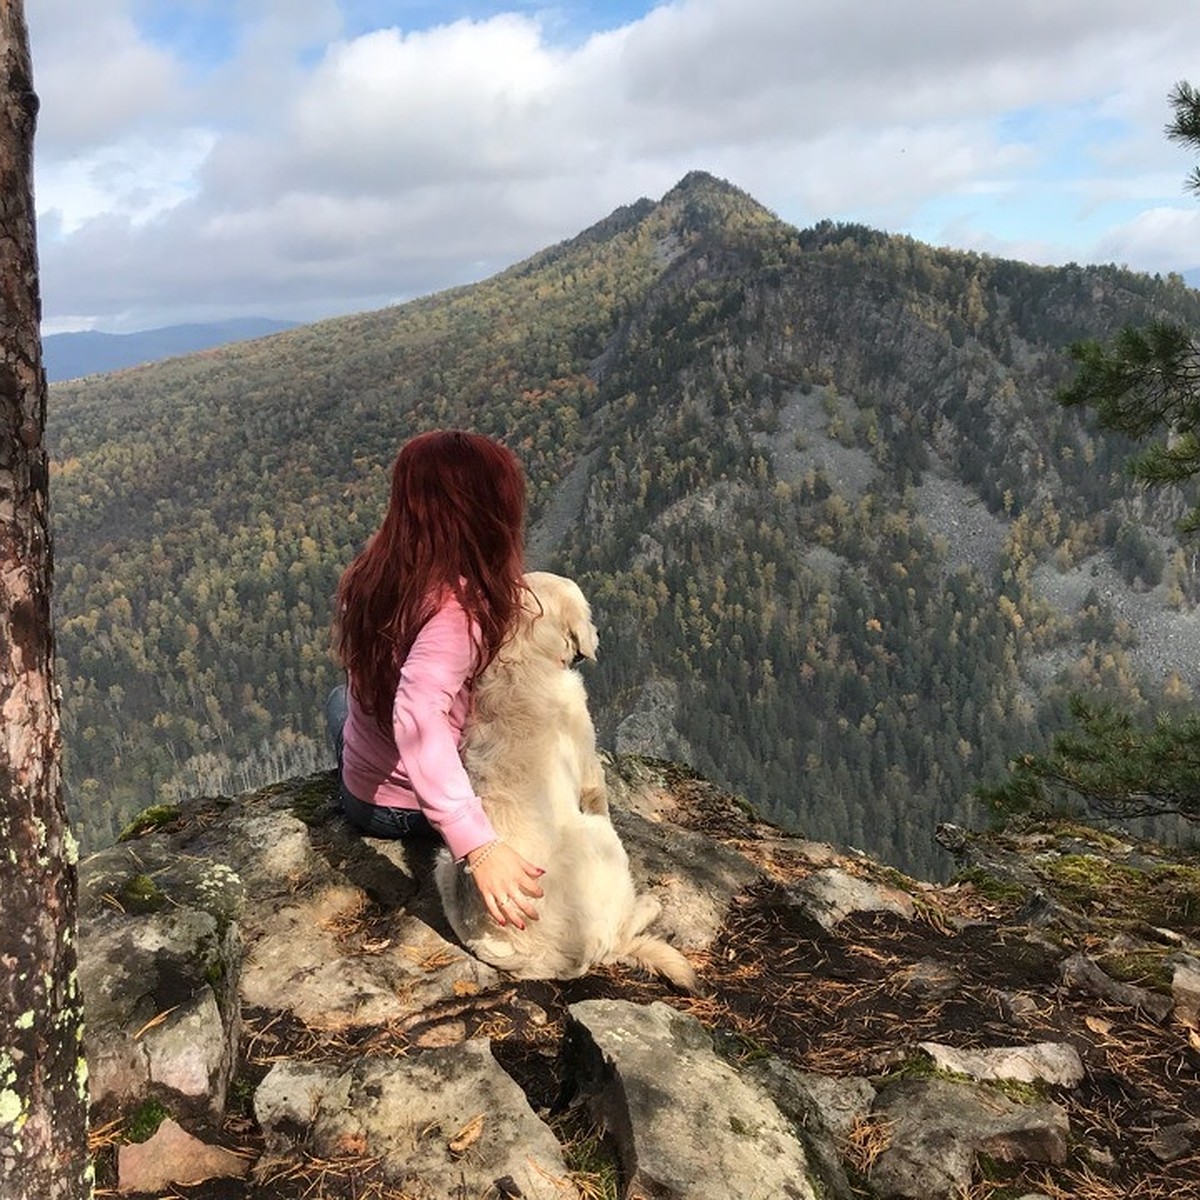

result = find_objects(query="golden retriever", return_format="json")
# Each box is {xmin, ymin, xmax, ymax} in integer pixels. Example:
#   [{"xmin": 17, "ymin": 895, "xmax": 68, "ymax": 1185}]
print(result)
[{"xmin": 434, "ymin": 571, "xmax": 697, "ymax": 991}]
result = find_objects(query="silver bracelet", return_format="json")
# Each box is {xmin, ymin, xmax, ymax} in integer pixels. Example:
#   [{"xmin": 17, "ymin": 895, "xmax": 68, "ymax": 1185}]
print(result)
[{"xmin": 462, "ymin": 839, "xmax": 502, "ymax": 874}]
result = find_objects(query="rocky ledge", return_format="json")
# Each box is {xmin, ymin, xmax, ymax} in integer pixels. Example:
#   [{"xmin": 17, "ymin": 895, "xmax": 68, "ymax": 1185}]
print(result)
[{"xmin": 77, "ymin": 756, "xmax": 1200, "ymax": 1198}]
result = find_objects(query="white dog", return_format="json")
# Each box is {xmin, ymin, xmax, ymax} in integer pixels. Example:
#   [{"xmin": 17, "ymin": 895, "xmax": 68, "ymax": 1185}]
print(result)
[{"xmin": 434, "ymin": 571, "xmax": 697, "ymax": 991}]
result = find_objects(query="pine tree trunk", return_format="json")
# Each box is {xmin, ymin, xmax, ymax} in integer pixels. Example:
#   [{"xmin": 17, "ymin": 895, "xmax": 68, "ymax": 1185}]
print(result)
[{"xmin": 0, "ymin": 3, "xmax": 91, "ymax": 1197}]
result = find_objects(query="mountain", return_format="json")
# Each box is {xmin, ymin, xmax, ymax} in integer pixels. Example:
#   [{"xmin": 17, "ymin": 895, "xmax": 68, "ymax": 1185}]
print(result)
[
  {"xmin": 46, "ymin": 171, "xmax": 1200, "ymax": 874},
  {"xmin": 42, "ymin": 318, "xmax": 300, "ymax": 382}
]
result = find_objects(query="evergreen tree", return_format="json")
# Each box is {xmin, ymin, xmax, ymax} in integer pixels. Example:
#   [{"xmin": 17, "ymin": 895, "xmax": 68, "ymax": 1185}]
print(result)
[
  {"xmin": 986, "ymin": 82, "xmax": 1200, "ymax": 829},
  {"xmin": 979, "ymin": 696, "xmax": 1200, "ymax": 824},
  {"xmin": 1060, "ymin": 82, "xmax": 1200, "ymax": 531}
]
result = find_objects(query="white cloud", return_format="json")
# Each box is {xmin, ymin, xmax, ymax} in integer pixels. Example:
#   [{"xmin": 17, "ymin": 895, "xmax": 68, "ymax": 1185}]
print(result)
[
  {"xmin": 1095, "ymin": 206, "xmax": 1200, "ymax": 274},
  {"xmin": 29, "ymin": 0, "xmax": 181, "ymax": 151},
  {"xmin": 29, "ymin": 0, "xmax": 1200, "ymax": 331},
  {"xmin": 37, "ymin": 130, "xmax": 216, "ymax": 236}
]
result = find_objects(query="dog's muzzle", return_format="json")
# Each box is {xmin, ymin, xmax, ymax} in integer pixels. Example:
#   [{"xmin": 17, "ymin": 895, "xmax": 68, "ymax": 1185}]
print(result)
[{"xmin": 568, "ymin": 632, "xmax": 587, "ymax": 667}]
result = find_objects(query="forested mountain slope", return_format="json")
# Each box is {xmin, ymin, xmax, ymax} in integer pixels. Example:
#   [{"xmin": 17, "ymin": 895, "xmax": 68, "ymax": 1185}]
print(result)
[{"xmin": 48, "ymin": 172, "xmax": 1200, "ymax": 876}]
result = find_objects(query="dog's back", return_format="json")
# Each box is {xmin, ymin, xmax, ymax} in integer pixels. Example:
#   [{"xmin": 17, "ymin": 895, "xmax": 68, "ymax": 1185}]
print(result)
[{"xmin": 435, "ymin": 573, "xmax": 697, "ymax": 992}]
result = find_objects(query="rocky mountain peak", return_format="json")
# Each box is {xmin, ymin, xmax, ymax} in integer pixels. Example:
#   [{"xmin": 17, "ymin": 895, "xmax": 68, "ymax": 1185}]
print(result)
[{"xmin": 78, "ymin": 757, "xmax": 1200, "ymax": 1197}]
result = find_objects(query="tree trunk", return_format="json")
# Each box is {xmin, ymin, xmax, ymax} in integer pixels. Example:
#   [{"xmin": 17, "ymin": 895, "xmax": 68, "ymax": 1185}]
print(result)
[{"xmin": 0, "ymin": 3, "xmax": 91, "ymax": 1197}]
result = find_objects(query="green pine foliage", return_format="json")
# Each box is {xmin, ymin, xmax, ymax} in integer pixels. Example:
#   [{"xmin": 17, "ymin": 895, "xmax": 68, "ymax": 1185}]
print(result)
[
  {"xmin": 1060, "ymin": 323, "xmax": 1200, "ymax": 530},
  {"xmin": 981, "ymin": 82, "xmax": 1200, "ymax": 834},
  {"xmin": 979, "ymin": 695, "xmax": 1200, "ymax": 825}
]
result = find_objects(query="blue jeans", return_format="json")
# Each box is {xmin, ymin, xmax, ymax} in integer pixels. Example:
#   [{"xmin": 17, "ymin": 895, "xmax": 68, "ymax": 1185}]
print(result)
[{"xmin": 324, "ymin": 683, "xmax": 435, "ymax": 841}]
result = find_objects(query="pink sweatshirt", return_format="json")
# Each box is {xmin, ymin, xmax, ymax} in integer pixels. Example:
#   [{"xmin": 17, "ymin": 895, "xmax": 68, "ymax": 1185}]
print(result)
[{"xmin": 340, "ymin": 595, "xmax": 497, "ymax": 860}]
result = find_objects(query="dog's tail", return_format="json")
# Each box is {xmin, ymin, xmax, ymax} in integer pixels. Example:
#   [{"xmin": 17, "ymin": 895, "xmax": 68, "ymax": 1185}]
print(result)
[{"xmin": 618, "ymin": 934, "xmax": 700, "ymax": 993}]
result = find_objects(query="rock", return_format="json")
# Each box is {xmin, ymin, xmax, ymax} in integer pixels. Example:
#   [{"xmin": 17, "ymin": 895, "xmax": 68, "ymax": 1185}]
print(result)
[
  {"xmin": 241, "ymin": 894, "xmax": 499, "ymax": 1030},
  {"xmin": 614, "ymin": 679, "xmax": 696, "ymax": 763},
  {"xmin": 775, "ymin": 1068, "xmax": 876, "ymax": 1142},
  {"xmin": 1149, "ymin": 1119, "xmax": 1200, "ymax": 1163},
  {"xmin": 1015, "ymin": 889, "xmax": 1088, "ymax": 931},
  {"xmin": 117, "ymin": 1118, "xmax": 249, "ymax": 1192},
  {"xmin": 76, "ymin": 762, "xmax": 1200, "ymax": 1200},
  {"xmin": 1060, "ymin": 953, "xmax": 1174, "ymax": 1022},
  {"xmin": 609, "ymin": 805, "xmax": 761, "ymax": 951},
  {"xmin": 567, "ymin": 998, "xmax": 820, "ymax": 1199},
  {"xmin": 995, "ymin": 990, "xmax": 1043, "ymax": 1024},
  {"xmin": 869, "ymin": 1077, "xmax": 1069, "ymax": 1199},
  {"xmin": 78, "ymin": 903, "xmax": 240, "ymax": 1123},
  {"xmin": 788, "ymin": 867, "xmax": 916, "ymax": 929},
  {"xmin": 742, "ymin": 1055, "xmax": 875, "ymax": 1200},
  {"xmin": 255, "ymin": 1041, "xmax": 579, "ymax": 1198},
  {"xmin": 934, "ymin": 823, "xmax": 967, "ymax": 853},
  {"xmin": 916, "ymin": 1041, "xmax": 1085, "ymax": 1087},
  {"xmin": 1171, "ymin": 953, "xmax": 1200, "ymax": 1027}
]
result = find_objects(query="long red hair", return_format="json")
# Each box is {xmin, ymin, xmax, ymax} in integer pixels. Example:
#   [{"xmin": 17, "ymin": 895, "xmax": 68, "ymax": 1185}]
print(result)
[{"xmin": 335, "ymin": 430, "xmax": 527, "ymax": 727}]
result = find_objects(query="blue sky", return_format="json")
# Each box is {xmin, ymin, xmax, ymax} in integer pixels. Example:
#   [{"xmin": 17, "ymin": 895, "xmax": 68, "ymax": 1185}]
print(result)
[{"xmin": 29, "ymin": 0, "xmax": 1200, "ymax": 333}]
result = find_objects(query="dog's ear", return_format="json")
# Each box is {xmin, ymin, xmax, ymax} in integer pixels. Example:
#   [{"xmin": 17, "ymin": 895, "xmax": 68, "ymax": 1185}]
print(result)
[{"xmin": 522, "ymin": 572, "xmax": 599, "ymax": 665}]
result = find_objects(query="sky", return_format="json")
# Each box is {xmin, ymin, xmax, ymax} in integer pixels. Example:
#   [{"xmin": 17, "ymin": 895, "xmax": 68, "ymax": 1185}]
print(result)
[{"xmin": 28, "ymin": 0, "xmax": 1200, "ymax": 334}]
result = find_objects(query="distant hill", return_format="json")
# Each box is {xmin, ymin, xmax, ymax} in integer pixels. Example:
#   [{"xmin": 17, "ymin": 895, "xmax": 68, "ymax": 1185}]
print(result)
[
  {"xmin": 47, "ymin": 171, "xmax": 1200, "ymax": 875},
  {"xmin": 43, "ymin": 318, "xmax": 300, "ymax": 382}
]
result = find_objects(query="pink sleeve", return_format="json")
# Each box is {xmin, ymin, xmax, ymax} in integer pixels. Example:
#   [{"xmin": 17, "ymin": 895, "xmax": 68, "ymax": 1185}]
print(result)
[{"xmin": 392, "ymin": 597, "xmax": 497, "ymax": 860}]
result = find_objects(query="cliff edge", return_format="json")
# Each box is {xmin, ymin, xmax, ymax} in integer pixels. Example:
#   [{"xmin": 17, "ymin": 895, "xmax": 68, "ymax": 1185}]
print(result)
[{"xmin": 77, "ymin": 756, "xmax": 1200, "ymax": 1198}]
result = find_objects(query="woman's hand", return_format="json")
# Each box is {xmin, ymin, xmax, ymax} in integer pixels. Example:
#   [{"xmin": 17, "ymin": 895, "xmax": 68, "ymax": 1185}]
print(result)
[{"xmin": 466, "ymin": 841, "xmax": 544, "ymax": 929}]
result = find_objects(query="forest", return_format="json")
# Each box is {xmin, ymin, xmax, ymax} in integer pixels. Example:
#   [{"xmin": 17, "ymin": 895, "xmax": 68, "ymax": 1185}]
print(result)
[{"xmin": 48, "ymin": 172, "xmax": 1200, "ymax": 877}]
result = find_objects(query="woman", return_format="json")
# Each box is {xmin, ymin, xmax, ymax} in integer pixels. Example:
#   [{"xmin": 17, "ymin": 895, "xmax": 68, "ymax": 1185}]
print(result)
[{"xmin": 329, "ymin": 430, "xmax": 544, "ymax": 930}]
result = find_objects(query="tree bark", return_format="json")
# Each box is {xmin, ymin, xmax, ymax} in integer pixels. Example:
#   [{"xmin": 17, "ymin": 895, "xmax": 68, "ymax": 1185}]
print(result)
[{"xmin": 0, "ymin": 3, "xmax": 91, "ymax": 1197}]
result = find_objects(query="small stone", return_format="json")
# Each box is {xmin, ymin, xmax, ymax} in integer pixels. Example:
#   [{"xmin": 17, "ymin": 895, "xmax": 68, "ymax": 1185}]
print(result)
[
  {"xmin": 918, "ymin": 1041, "xmax": 1085, "ymax": 1088},
  {"xmin": 1171, "ymin": 955, "xmax": 1200, "ymax": 1028},
  {"xmin": 1149, "ymin": 1121, "xmax": 1199, "ymax": 1163},
  {"xmin": 512, "ymin": 997, "xmax": 550, "ymax": 1027},
  {"xmin": 118, "ymin": 1118, "xmax": 249, "ymax": 1193},
  {"xmin": 788, "ymin": 867, "xmax": 916, "ymax": 929},
  {"xmin": 996, "ymin": 990, "xmax": 1042, "ymax": 1024}
]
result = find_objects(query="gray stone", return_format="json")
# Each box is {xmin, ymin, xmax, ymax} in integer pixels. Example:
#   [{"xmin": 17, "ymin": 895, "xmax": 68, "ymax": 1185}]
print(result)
[
  {"xmin": 789, "ymin": 867, "xmax": 916, "ymax": 929},
  {"xmin": 255, "ymin": 1041, "xmax": 580, "ymax": 1199},
  {"xmin": 190, "ymin": 811, "xmax": 317, "ymax": 894},
  {"xmin": 614, "ymin": 679, "xmax": 696, "ymax": 763},
  {"xmin": 78, "ymin": 839, "xmax": 246, "ymax": 926},
  {"xmin": 995, "ymin": 990, "xmax": 1043, "ymax": 1024},
  {"xmin": 1149, "ymin": 1119, "xmax": 1200, "ymax": 1163},
  {"xmin": 78, "ymin": 904, "xmax": 240, "ymax": 1122},
  {"xmin": 1060, "ymin": 953, "xmax": 1174, "ymax": 1022},
  {"xmin": 870, "ymin": 1077, "xmax": 1069, "ymax": 1200},
  {"xmin": 1171, "ymin": 954, "xmax": 1200, "ymax": 1028},
  {"xmin": 743, "ymin": 1055, "xmax": 875, "ymax": 1200},
  {"xmin": 785, "ymin": 1071, "xmax": 876, "ymax": 1142},
  {"xmin": 894, "ymin": 958, "xmax": 960, "ymax": 998},
  {"xmin": 242, "ymin": 894, "xmax": 500, "ymax": 1030},
  {"xmin": 568, "ymin": 998, "xmax": 819, "ymax": 1199},
  {"xmin": 917, "ymin": 1041, "xmax": 1085, "ymax": 1088},
  {"xmin": 610, "ymin": 806, "xmax": 760, "ymax": 952}
]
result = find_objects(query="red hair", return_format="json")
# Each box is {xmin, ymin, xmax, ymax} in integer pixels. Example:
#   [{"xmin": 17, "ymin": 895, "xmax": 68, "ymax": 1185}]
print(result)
[{"xmin": 335, "ymin": 430, "xmax": 527, "ymax": 728}]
